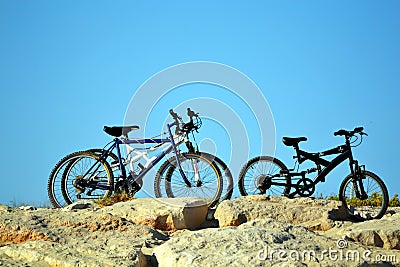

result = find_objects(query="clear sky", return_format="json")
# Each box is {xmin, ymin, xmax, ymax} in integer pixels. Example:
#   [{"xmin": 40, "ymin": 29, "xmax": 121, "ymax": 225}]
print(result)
[{"xmin": 0, "ymin": 1, "xmax": 399, "ymax": 206}]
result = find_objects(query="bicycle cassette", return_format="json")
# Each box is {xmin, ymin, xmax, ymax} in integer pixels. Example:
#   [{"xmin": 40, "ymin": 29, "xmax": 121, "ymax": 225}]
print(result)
[{"xmin": 296, "ymin": 178, "xmax": 315, "ymax": 197}]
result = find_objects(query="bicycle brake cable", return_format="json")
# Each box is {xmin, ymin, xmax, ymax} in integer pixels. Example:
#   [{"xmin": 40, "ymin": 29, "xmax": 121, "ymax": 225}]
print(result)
[
  {"xmin": 191, "ymin": 131, "xmax": 199, "ymax": 152},
  {"xmin": 350, "ymin": 135, "xmax": 361, "ymax": 147},
  {"xmin": 103, "ymin": 140, "xmax": 115, "ymax": 150}
]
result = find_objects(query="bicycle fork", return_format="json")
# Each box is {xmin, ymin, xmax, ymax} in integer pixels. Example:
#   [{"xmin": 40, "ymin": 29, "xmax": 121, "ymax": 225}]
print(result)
[
  {"xmin": 351, "ymin": 161, "xmax": 368, "ymax": 200},
  {"xmin": 191, "ymin": 159, "xmax": 202, "ymax": 187}
]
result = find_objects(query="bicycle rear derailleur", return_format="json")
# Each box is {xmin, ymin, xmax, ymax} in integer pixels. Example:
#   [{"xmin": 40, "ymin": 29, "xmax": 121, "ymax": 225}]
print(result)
[{"xmin": 256, "ymin": 175, "xmax": 272, "ymax": 194}]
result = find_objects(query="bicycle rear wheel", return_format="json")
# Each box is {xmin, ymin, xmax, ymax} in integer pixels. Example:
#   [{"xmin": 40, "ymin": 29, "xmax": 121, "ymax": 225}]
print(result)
[
  {"xmin": 339, "ymin": 170, "xmax": 388, "ymax": 220},
  {"xmin": 164, "ymin": 153, "xmax": 222, "ymax": 207},
  {"xmin": 199, "ymin": 152, "xmax": 233, "ymax": 201},
  {"xmin": 48, "ymin": 149, "xmax": 118, "ymax": 208},
  {"xmin": 61, "ymin": 151, "xmax": 114, "ymax": 204},
  {"xmin": 238, "ymin": 156, "xmax": 290, "ymax": 196}
]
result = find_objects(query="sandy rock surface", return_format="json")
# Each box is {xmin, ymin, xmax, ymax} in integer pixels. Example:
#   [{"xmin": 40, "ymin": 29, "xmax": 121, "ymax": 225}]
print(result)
[
  {"xmin": 1, "ymin": 196, "xmax": 399, "ymax": 266},
  {"xmin": 153, "ymin": 218, "xmax": 400, "ymax": 267},
  {"xmin": 214, "ymin": 195, "xmax": 350, "ymax": 230}
]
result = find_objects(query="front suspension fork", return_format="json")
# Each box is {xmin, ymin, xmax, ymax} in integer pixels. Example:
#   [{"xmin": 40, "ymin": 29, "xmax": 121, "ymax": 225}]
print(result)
[{"xmin": 352, "ymin": 161, "xmax": 368, "ymax": 200}]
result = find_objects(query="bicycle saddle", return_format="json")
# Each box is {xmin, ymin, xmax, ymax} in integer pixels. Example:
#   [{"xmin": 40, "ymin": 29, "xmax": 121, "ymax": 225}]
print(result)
[
  {"xmin": 103, "ymin": 125, "xmax": 140, "ymax": 137},
  {"xmin": 282, "ymin": 136, "xmax": 307, "ymax": 146}
]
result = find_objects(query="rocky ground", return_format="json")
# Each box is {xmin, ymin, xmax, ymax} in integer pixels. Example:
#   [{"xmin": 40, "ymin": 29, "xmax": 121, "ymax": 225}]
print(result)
[{"xmin": 0, "ymin": 196, "xmax": 399, "ymax": 266}]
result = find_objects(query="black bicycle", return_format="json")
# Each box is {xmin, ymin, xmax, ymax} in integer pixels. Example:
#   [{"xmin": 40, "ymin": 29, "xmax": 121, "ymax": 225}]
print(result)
[{"xmin": 238, "ymin": 127, "xmax": 389, "ymax": 220}]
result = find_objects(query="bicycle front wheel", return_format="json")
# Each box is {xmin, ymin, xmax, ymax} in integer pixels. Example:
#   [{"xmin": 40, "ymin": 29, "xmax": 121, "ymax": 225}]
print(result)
[
  {"xmin": 238, "ymin": 156, "xmax": 290, "ymax": 196},
  {"xmin": 339, "ymin": 170, "xmax": 388, "ymax": 220},
  {"xmin": 154, "ymin": 152, "xmax": 233, "ymax": 202},
  {"xmin": 164, "ymin": 153, "xmax": 222, "ymax": 207},
  {"xmin": 61, "ymin": 151, "xmax": 114, "ymax": 204}
]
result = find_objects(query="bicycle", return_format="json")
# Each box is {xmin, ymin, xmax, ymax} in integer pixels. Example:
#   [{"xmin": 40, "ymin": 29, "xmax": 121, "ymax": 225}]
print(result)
[
  {"xmin": 48, "ymin": 109, "xmax": 233, "ymax": 208},
  {"xmin": 48, "ymin": 108, "xmax": 223, "ymax": 208},
  {"xmin": 238, "ymin": 127, "xmax": 389, "ymax": 220}
]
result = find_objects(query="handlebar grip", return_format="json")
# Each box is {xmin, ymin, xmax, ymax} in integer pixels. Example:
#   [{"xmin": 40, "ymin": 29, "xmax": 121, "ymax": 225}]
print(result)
[
  {"xmin": 169, "ymin": 109, "xmax": 181, "ymax": 120},
  {"xmin": 334, "ymin": 129, "xmax": 347, "ymax": 136},
  {"xmin": 187, "ymin": 107, "xmax": 198, "ymax": 119},
  {"xmin": 354, "ymin": 127, "xmax": 364, "ymax": 133}
]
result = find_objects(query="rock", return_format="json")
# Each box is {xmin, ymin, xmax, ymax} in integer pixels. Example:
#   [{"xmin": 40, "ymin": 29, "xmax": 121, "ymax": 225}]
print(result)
[
  {"xmin": 0, "ymin": 200, "xmax": 169, "ymax": 266},
  {"xmin": 0, "ymin": 204, "xmax": 11, "ymax": 213},
  {"xmin": 324, "ymin": 213, "xmax": 400, "ymax": 250},
  {"xmin": 152, "ymin": 218, "xmax": 400, "ymax": 267},
  {"xmin": 61, "ymin": 199, "xmax": 98, "ymax": 211},
  {"xmin": 214, "ymin": 195, "xmax": 350, "ymax": 230},
  {"xmin": 19, "ymin": 206, "xmax": 37, "ymax": 211},
  {"xmin": 138, "ymin": 239, "xmax": 163, "ymax": 267},
  {"xmin": 1, "ymin": 196, "xmax": 400, "ymax": 266},
  {"xmin": 101, "ymin": 197, "xmax": 208, "ymax": 231}
]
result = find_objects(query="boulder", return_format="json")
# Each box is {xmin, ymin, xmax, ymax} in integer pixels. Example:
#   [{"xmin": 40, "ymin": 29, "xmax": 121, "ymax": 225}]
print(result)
[
  {"xmin": 101, "ymin": 197, "xmax": 208, "ymax": 231},
  {"xmin": 152, "ymin": 218, "xmax": 400, "ymax": 267},
  {"xmin": 0, "ymin": 200, "xmax": 169, "ymax": 266},
  {"xmin": 214, "ymin": 195, "xmax": 350, "ymax": 230},
  {"xmin": 324, "ymin": 213, "xmax": 400, "ymax": 250}
]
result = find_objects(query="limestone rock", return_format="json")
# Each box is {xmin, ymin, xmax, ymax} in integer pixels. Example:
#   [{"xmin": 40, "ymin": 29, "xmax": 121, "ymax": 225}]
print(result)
[
  {"xmin": 0, "ymin": 200, "xmax": 169, "ymax": 266},
  {"xmin": 325, "ymin": 213, "xmax": 400, "ymax": 250},
  {"xmin": 101, "ymin": 197, "xmax": 208, "ymax": 231},
  {"xmin": 1, "ymin": 196, "xmax": 400, "ymax": 266},
  {"xmin": 0, "ymin": 204, "xmax": 12, "ymax": 213},
  {"xmin": 61, "ymin": 199, "xmax": 98, "ymax": 211},
  {"xmin": 153, "ymin": 218, "xmax": 400, "ymax": 267},
  {"xmin": 214, "ymin": 195, "xmax": 350, "ymax": 230}
]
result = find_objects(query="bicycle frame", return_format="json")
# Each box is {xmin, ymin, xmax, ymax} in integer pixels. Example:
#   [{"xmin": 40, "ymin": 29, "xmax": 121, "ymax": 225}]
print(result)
[
  {"xmin": 81, "ymin": 121, "xmax": 190, "ymax": 191},
  {"xmin": 269, "ymin": 141, "xmax": 358, "ymax": 191},
  {"xmin": 293, "ymin": 144, "xmax": 352, "ymax": 184}
]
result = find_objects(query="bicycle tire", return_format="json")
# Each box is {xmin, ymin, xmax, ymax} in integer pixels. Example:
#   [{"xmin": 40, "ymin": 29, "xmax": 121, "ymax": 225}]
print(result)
[
  {"xmin": 200, "ymin": 152, "xmax": 233, "ymax": 201},
  {"xmin": 238, "ymin": 156, "xmax": 290, "ymax": 196},
  {"xmin": 154, "ymin": 158, "xmax": 174, "ymax": 199},
  {"xmin": 61, "ymin": 151, "xmax": 114, "ymax": 204},
  {"xmin": 162, "ymin": 153, "xmax": 222, "ymax": 207},
  {"xmin": 339, "ymin": 170, "xmax": 389, "ymax": 220},
  {"xmin": 154, "ymin": 152, "xmax": 233, "ymax": 201},
  {"xmin": 48, "ymin": 149, "xmax": 118, "ymax": 208}
]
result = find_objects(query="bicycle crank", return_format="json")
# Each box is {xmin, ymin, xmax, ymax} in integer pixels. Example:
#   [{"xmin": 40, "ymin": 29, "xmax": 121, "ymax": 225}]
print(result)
[{"xmin": 296, "ymin": 178, "xmax": 315, "ymax": 197}]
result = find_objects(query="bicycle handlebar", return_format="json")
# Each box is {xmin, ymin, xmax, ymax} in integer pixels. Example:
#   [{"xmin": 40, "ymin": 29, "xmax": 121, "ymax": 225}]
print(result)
[
  {"xmin": 169, "ymin": 109, "xmax": 181, "ymax": 121},
  {"xmin": 334, "ymin": 127, "xmax": 366, "ymax": 137},
  {"xmin": 169, "ymin": 107, "xmax": 201, "ymax": 134}
]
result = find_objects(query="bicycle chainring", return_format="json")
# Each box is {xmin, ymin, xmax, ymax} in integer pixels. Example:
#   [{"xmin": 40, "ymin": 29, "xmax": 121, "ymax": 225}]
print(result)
[
  {"xmin": 296, "ymin": 178, "xmax": 315, "ymax": 197},
  {"xmin": 114, "ymin": 180, "xmax": 133, "ymax": 196}
]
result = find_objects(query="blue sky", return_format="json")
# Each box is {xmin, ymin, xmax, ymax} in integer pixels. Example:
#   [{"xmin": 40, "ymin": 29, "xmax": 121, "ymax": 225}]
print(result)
[{"xmin": 0, "ymin": 1, "xmax": 399, "ymax": 205}]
